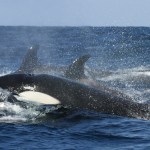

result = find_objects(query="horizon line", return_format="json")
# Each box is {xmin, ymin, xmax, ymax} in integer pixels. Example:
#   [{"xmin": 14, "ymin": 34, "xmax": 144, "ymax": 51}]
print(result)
[{"xmin": 0, "ymin": 25, "xmax": 149, "ymax": 28}]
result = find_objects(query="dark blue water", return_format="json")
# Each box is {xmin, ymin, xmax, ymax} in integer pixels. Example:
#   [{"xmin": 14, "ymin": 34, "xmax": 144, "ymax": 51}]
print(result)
[{"xmin": 0, "ymin": 26, "xmax": 150, "ymax": 149}]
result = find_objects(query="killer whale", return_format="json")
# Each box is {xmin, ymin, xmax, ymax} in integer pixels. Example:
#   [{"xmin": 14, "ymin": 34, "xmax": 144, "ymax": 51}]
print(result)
[
  {"xmin": 65, "ymin": 54, "xmax": 91, "ymax": 80},
  {"xmin": 16, "ymin": 45, "xmax": 41, "ymax": 73},
  {"xmin": 15, "ymin": 45, "xmax": 91, "ymax": 80},
  {"xmin": 0, "ymin": 73, "xmax": 149, "ymax": 119}
]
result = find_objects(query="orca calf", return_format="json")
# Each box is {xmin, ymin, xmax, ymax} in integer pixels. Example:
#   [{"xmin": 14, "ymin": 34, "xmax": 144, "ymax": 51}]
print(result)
[
  {"xmin": 0, "ymin": 73, "xmax": 149, "ymax": 119},
  {"xmin": 15, "ymin": 45, "xmax": 90, "ymax": 80}
]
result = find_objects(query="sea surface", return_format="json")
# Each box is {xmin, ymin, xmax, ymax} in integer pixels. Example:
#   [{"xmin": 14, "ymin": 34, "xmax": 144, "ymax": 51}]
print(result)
[{"xmin": 0, "ymin": 26, "xmax": 150, "ymax": 149}]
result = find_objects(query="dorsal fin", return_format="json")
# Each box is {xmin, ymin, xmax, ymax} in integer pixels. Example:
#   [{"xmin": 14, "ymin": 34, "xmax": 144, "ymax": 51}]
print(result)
[
  {"xmin": 65, "ymin": 54, "xmax": 91, "ymax": 80},
  {"xmin": 16, "ymin": 45, "xmax": 40, "ymax": 73}
]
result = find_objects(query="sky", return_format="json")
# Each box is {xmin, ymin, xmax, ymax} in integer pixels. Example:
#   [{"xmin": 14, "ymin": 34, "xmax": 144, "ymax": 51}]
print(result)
[{"xmin": 0, "ymin": 0, "xmax": 150, "ymax": 26}]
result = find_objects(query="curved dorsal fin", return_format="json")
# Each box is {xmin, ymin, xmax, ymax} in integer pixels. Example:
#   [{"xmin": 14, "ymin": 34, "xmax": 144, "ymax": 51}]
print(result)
[
  {"xmin": 65, "ymin": 54, "xmax": 91, "ymax": 80},
  {"xmin": 16, "ymin": 45, "xmax": 40, "ymax": 73}
]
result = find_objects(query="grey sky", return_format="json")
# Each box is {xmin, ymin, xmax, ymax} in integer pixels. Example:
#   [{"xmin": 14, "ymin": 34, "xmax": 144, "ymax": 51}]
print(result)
[{"xmin": 0, "ymin": 0, "xmax": 150, "ymax": 26}]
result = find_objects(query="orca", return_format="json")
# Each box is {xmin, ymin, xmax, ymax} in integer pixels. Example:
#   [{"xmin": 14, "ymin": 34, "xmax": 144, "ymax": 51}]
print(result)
[
  {"xmin": 0, "ymin": 73, "xmax": 149, "ymax": 120},
  {"xmin": 65, "ymin": 54, "xmax": 91, "ymax": 80},
  {"xmin": 16, "ymin": 45, "xmax": 41, "ymax": 73}
]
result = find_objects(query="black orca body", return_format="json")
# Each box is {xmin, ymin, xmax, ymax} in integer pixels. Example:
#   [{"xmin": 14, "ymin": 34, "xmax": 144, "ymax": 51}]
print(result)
[{"xmin": 0, "ymin": 73, "xmax": 149, "ymax": 120}]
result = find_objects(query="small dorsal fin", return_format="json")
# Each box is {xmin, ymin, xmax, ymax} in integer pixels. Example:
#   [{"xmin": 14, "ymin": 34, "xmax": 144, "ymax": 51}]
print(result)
[
  {"xmin": 16, "ymin": 45, "xmax": 40, "ymax": 73},
  {"xmin": 65, "ymin": 54, "xmax": 91, "ymax": 80}
]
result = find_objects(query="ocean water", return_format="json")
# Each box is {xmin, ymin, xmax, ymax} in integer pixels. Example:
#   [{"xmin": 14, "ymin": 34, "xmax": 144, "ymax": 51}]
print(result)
[{"xmin": 0, "ymin": 26, "xmax": 150, "ymax": 149}]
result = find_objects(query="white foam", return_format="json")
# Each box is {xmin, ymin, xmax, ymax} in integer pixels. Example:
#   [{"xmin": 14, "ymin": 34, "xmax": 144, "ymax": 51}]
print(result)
[
  {"xmin": 0, "ymin": 101, "xmax": 44, "ymax": 122},
  {"xmin": 0, "ymin": 116, "xmax": 27, "ymax": 123},
  {"xmin": 0, "ymin": 71, "xmax": 13, "ymax": 77}
]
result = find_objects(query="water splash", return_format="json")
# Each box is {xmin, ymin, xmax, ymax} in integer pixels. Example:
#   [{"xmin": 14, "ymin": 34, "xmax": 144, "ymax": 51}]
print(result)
[
  {"xmin": 0, "ymin": 88, "xmax": 61, "ymax": 123},
  {"xmin": 87, "ymin": 65, "xmax": 150, "ymax": 103}
]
